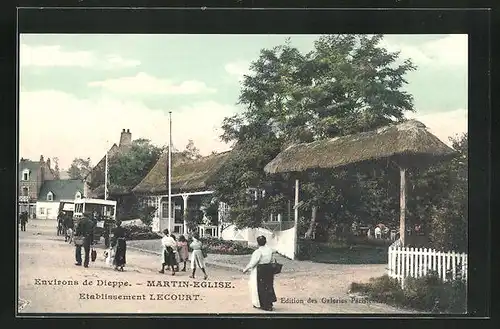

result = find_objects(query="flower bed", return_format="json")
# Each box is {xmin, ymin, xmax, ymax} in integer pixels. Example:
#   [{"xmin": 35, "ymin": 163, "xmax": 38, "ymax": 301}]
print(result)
[
  {"xmin": 122, "ymin": 225, "xmax": 161, "ymax": 241},
  {"xmin": 199, "ymin": 236, "xmax": 254, "ymax": 255}
]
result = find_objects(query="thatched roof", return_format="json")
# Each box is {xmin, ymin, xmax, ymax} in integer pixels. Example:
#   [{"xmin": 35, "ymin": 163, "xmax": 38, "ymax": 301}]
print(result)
[
  {"xmin": 90, "ymin": 184, "xmax": 132, "ymax": 198},
  {"xmin": 132, "ymin": 151, "xmax": 231, "ymax": 195},
  {"xmin": 264, "ymin": 120, "xmax": 457, "ymax": 174}
]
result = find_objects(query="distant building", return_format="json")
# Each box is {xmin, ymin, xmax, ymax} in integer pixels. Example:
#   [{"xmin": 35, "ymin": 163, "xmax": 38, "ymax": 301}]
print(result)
[
  {"xmin": 84, "ymin": 129, "xmax": 133, "ymax": 198},
  {"xmin": 18, "ymin": 155, "xmax": 56, "ymax": 218},
  {"xmin": 36, "ymin": 179, "xmax": 84, "ymax": 220}
]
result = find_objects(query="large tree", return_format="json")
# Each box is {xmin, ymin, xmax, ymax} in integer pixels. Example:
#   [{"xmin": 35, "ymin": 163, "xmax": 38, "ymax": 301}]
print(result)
[
  {"xmin": 107, "ymin": 139, "xmax": 164, "ymax": 222},
  {"xmin": 213, "ymin": 34, "xmax": 416, "ymax": 231},
  {"xmin": 67, "ymin": 157, "xmax": 92, "ymax": 180},
  {"xmin": 109, "ymin": 138, "xmax": 164, "ymax": 189}
]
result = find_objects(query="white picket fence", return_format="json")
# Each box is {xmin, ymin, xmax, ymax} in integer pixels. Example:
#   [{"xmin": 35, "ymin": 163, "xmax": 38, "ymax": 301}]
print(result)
[{"xmin": 387, "ymin": 240, "xmax": 468, "ymax": 287}]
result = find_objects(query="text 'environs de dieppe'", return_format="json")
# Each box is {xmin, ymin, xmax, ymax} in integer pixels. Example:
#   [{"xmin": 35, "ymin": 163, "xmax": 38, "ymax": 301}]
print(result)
[{"xmin": 33, "ymin": 278, "xmax": 235, "ymax": 289}]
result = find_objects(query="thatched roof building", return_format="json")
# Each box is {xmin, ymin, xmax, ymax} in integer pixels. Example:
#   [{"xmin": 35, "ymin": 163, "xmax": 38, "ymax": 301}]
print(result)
[
  {"xmin": 132, "ymin": 151, "xmax": 232, "ymax": 195},
  {"xmin": 264, "ymin": 120, "xmax": 456, "ymax": 174}
]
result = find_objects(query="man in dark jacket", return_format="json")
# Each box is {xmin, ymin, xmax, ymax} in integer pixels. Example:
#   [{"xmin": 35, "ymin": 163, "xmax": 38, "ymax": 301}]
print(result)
[
  {"xmin": 20, "ymin": 212, "xmax": 28, "ymax": 232},
  {"xmin": 74, "ymin": 213, "xmax": 95, "ymax": 268}
]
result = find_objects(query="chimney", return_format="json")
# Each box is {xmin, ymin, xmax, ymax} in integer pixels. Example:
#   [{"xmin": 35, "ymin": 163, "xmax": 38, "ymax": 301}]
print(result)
[
  {"xmin": 47, "ymin": 158, "xmax": 51, "ymax": 169},
  {"xmin": 119, "ymin": 129, "xmax": 132, "ymax": 148}
]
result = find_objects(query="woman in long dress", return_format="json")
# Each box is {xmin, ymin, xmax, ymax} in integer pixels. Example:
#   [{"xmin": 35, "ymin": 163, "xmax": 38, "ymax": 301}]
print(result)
[
  {"xmin": 111, "ymin": 220, "xmax": 126, "ymax": 271},
  {"xmin": 159, "ymin": 229, "xmax": 178, "ymax": 275},
  {"xmin": 189, "ymin": 233, "xmax": 208, "ymax": 280},
  {"xmin": 242, "ymin": 235, "xmax": 277, "ymax": 311}
]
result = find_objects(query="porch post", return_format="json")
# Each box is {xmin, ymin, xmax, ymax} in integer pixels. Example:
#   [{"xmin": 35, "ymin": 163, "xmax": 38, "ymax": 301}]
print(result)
[
  {"xmin": 182, "ymin": 194, "xmax": 189, "ymax": 235},
  {"xmin": 156, "ymin": 196, "xmax": 162, "ymax": 232},
  {"xmin": 294, "ymin": 179, "xmax": 300, "ymax": 260},
  {"xmin": 399, "ymin": 167, "xmax": 407, "ymax": 246}
]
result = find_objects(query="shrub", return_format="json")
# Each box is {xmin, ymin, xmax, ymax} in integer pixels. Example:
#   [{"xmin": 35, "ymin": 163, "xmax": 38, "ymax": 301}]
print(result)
[
  {"xmin": 297, "ymin": 238, "xmax": 321, "ymax": 260},
  {"xmin": 123, "ymin": 225, "xmax": 161, "ymax": 240},
  {"xmin": 199, "ymin": 236, "xmax": 254, "ymax": 255},
  {"xmin": 349, "ymin": 273, "xmax": 467, "ymax": 313}
]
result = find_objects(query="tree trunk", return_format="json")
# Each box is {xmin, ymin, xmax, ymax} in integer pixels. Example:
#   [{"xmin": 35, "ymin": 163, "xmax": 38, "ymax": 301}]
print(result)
[{"xmin": 304, "ymin": 206, "xmax": 317, "ymax": 239}]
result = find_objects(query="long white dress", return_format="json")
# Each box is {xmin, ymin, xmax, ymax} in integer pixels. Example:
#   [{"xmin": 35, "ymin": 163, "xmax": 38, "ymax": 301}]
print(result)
[
  {"xmin": 243, "ymin": 245, "xmax": 274, "ymax": 308},
  {"xmin": 160, "ymin": 235, "xmax": 177, "ymax": 265},
  {"xmin": 190, "ymin": 238, "xmax": 206, "ymax": 269}
]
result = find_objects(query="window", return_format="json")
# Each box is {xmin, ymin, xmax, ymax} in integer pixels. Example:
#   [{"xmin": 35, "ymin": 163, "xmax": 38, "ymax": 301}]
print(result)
[
  {"xmin": 22, "ymin": 169, "xmax": 30, "ymax": 181},
  {"xmin": 47, "ymin": 192, "xmax": 53, "ymax": 201},
  {"xmin": 22, "ymin": 187, "xmax": 29, "ymax": 196},
  {"xmin": 75, "ymin": 192, "xmax": 81, "ymax": 200},
  {"xmin": 40, "ymin": 208, "xmax": 45, "ymax": 215}
]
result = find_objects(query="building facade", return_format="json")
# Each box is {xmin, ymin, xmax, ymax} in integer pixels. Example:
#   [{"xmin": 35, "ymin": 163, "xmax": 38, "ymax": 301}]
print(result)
[
  {"xmin": 36, "ymin": 179, "xmax": 84, "ymax": 220},
  {"xmin": 18, "ymin": 155, "xmax": 56, "ymax": 218}
]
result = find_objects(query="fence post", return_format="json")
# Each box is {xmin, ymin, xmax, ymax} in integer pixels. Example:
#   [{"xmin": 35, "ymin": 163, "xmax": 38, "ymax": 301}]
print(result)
[{"xmin": 451, "ymin": 251, "xmax": 456, "ymax": 281}]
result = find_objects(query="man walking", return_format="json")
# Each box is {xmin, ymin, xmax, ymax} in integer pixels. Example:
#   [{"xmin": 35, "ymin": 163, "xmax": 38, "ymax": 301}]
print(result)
[
  {"xmin": 20, "ymin": 211, "xmax": 28, "ymax": 232},
  {"xmin": 74, "ymin": 213, "xmax": 95, "ymax": 268}
]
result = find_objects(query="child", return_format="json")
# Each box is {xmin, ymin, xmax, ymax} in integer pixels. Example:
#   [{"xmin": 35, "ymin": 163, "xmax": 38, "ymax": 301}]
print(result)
[
  {"xmin": 177, "ymin": 235, "xmax": 189, "ymax": 272},
  {"xmin": 66, "ymin": 227, "xmax": 74, "ymax": 244}
]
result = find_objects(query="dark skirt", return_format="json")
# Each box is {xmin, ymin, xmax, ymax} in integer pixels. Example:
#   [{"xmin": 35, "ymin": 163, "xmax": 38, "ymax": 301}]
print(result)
[
  {"xmin": 257, "ymin": 263, "xmax": 277, "ymax": 309},
  {"xmin": 163, "ymin": 247, "xmax": 177, "ymax": 266},
  {"xmin": 113, "ymin": 238, "xmax": 126, "ymax": 267}
]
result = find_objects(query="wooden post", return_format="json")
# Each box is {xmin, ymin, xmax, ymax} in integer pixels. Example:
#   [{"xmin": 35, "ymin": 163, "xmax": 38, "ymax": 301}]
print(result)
[
  {"xmin": 399, "ymin": 167, "xmax": 406, "ymax": 246},
  {"xmin": 294, "ymin": 179, "xmax": 299, "ymax": 260},
  {"xmin": 182, "ymin": 194, "xmax": 189, "ymax": 235}
]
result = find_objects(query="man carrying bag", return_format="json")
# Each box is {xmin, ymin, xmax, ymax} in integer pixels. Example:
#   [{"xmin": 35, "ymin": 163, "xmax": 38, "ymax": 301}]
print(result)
[{"xmin": 74, "ymin": 213, "xmax": 95, "ymax": 268}]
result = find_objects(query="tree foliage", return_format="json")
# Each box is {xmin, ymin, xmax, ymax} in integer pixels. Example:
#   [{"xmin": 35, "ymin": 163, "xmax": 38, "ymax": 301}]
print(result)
[
  {"xmin": 213, "ymin": 34, "xmax": 417, "ymax": 231},
  {"xmin": 67, "ymin": 157, "xmax": 92, "ymax": 180},
  {"xmin": 425, "ymin": 133, "xmax": 468, "ymax": 252},
  {"xmin": 109, "ymin": 138, "xmax": 164, "ymax": 189},
  {"xmin": 181, "ymin": 139, "xmax": 202, "ymax": 160},
  {"xmin": 52, "ymin": 157, "xmax": 60, "ymax": 179}
]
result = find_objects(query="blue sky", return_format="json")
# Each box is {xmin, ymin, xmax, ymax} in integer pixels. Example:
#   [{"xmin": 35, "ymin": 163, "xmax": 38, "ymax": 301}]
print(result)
[{"xmin": 19, "ymin": 34, "xmax": 468, "ymax": 170}]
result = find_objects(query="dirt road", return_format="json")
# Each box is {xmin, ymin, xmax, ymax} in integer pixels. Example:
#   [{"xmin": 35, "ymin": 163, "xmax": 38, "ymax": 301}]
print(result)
[{"xmin": 18, "ymin": 220, "xmax": 412, "ymax": 314}]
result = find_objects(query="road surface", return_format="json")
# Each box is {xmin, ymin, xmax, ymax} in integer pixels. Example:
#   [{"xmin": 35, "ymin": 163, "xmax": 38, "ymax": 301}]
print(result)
[{"xmin": 18, "ymin": 220, "xmax": 413, "ymax": 314}]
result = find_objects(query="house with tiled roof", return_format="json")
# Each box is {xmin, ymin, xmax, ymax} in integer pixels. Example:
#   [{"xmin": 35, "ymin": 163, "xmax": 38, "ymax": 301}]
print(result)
[
  {"xmin": 36, "ymin": 179, "xmax": 85, "ymax": 220},
  {"xmin": 18, "ymin": 155, "xmax": 56, "ymax": 218}
]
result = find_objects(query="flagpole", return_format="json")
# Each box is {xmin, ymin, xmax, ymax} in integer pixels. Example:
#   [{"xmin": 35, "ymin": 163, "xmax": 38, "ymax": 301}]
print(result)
[
  {"xmin": 104, "ymin": 147, "xmax": 109, "ymax": 200},
  {"xmin": 168, "ymin": 111, "xmax": 172, "ymax": 234}
]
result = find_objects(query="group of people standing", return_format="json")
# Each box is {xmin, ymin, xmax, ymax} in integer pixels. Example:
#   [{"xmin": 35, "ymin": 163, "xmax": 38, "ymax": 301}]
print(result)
[
  {"xmin": 159, "ymin": 229, "xmax": 209, "ymax": 280},
  {"xmin": 72, "ymin": 213, "xmax": 127, "ymax": 271},
  {"xmin": 65, "ymin": 214, "xmax": 278, "ymax": 312}
]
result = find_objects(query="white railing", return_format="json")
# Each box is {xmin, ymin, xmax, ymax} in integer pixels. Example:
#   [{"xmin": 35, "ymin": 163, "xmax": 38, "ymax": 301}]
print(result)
[
  {"xmin": 388, "ymin": 242, "xmax": 468, "ymax": 287},
  {"xmin": 173, "ymin": 224, "xmax": 183, "ymax": 234},
  {"xmin": 19, "ymin": 196, "xmax": 29, "ymax": 202},
  {"xmin": 199, "ymin": 225, "xmax": 219, "ymax": 238}
]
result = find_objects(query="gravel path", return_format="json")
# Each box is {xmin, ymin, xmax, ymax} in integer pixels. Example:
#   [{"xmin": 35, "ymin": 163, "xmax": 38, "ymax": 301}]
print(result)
[{"xmin": 18, "ymin": 220, "xmax": 414, "ymax": 314}]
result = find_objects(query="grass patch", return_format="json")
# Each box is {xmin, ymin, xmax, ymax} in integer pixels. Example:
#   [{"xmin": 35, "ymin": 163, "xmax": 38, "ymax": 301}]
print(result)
[
  {"xmin": 298, "ymin": 238, "xmax": 388, "ymax": 264},
  {"xmin": 349, "ymin": 273, "xmax": 467, "ymax": 313}
]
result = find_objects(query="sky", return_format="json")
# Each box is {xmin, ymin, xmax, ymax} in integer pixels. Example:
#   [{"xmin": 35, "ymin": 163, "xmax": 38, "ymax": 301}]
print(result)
[{"xmin": 19, "ymin": 34, "xmax": 468, "ymax": 171}]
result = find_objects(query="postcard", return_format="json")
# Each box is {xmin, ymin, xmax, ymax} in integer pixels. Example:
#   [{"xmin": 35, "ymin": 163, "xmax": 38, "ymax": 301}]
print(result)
[{"xmin": 17, "ymin": 31, "xmax": 468, "ymax": 315}]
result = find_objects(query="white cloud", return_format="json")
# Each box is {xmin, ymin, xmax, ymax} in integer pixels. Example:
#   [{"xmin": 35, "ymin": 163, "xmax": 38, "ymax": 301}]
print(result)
[
  {"xmin": 407, "ymin": 108, "xmax": 468, "ymax": 145},
  {"xmin": 88, "ymin": 72, "xmax": 216, "ymax": 95},
  {"xmin": 19, "ymin": 90, "xmax": 233, "ymax": 169},
  {"xmin": 20, "ymin": 44, "xmax": 141, "ymax": 69},
  {"xmin": 225, "ymin": 60, "xmax": 251, "ymax": 81},
  {"xmin": 382, "ymin": 34, "xmax": 468, "ymax": 68}
]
